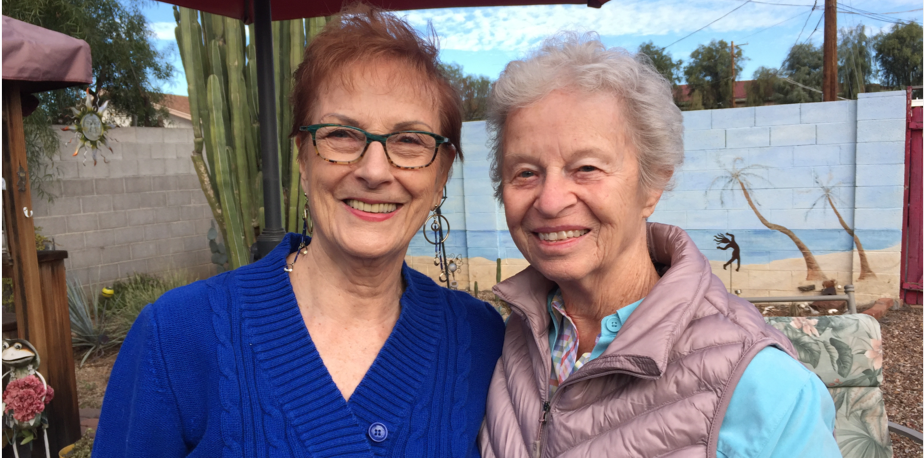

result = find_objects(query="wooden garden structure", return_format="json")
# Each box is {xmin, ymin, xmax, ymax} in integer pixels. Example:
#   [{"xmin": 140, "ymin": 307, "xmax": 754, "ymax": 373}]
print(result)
[{"xmin": 2, "ymin": 15, "xmax": 92, "ymax": 455}]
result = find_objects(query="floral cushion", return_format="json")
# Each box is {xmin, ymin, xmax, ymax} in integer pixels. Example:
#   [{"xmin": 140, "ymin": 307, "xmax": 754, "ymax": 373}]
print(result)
[
  {"xmin": 764, "ymin": 315, "xmax": 883, "ymax": 387},
  {"xmin": 765, "ymin": 315, "xmax": 893, "ymax": 458},
  {"xmin": 829, "ymin": 387, "xmax": 893, "ymax": 458}
]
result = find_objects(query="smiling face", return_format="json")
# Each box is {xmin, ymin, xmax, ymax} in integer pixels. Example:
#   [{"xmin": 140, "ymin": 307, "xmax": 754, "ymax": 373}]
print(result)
[
  {"xmin": 501, "ymin": 89, "xmax": 663, "ymax": 285},
  {"xmin": 298, "ymin": 60, "xmax": 452, "ymax": 262}
]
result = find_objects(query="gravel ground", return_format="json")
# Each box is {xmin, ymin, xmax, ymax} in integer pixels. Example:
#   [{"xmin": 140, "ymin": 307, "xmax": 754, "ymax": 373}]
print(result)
[
  {"xmin": 880, "ymin": 306, "xmax": 923, "ymax": 458},
  {"xmin": 75, "ymin": 351, "xmax": 117, "ymax": 409}
]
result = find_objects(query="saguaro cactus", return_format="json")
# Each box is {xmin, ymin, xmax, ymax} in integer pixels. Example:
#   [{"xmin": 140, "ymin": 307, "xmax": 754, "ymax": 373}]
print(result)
[{"xmin": 174, "ymin": 7, "xmax": 326, "ymax": 268}]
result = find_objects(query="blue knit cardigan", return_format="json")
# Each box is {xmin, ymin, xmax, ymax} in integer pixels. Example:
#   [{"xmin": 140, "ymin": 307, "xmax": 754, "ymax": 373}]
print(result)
[{"xmin": 93, "ymin": 234, "xmax": 505, "ymax": 457}]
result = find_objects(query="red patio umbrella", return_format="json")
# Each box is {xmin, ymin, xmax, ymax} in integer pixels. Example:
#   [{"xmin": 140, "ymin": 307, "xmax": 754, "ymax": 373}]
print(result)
[
  {"xmin": 155, "ymin": 0, "xmax": 609, "ymax": 258},
  {"xmin": 163, "ymin": 0, "xmax": 607, "ymax": 22}
]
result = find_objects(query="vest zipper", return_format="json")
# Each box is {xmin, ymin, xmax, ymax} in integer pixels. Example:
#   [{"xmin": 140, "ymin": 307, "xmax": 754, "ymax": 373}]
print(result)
[{"xmin": 534, "ymin": 400, "xmax": 551, "ymax": 458}]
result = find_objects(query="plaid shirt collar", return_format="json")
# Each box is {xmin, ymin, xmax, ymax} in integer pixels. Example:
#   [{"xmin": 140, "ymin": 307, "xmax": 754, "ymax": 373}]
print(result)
[{"xmin": 546, "ymin": 288, "xmax": 644, "ymax": 395}]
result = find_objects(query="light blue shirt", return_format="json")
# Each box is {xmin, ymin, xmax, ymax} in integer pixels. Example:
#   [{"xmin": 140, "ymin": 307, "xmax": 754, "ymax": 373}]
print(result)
[{"xmin": 547, "ymin": 296, "xmax": 842, "ymax": 458}]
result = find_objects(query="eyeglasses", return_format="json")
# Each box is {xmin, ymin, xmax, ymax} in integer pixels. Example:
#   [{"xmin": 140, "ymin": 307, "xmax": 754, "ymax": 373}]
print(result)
[{"xmin": 299, "ymin": 124, "xmax": 452, "ymax": 170}]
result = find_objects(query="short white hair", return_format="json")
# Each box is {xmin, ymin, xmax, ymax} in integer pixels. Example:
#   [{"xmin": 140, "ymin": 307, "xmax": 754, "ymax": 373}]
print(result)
[{"xmin": 486, "ymin": 32, "xmax": 684, "ymax": 200}]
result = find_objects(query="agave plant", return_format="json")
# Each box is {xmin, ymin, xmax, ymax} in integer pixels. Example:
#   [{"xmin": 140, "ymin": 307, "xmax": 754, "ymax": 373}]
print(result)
[{"xmin": 67, "ymin": 278, "xmax": 123, "ymax": 367}]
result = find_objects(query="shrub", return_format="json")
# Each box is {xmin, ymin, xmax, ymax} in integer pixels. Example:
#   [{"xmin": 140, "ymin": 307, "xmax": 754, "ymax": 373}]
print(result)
[
  {"xmin": 108, "ymin": 270, "xmax": 191, "ymax": 328},
  {"xmin": 67, "ymin": 278, "xmax": 124, "ymax": 367}
]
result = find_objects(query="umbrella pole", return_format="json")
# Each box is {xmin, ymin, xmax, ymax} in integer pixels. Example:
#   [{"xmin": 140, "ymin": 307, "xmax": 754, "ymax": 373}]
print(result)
[{"xmin": 252, "ymin": 0, "xmax": 286, "ymax": 260}]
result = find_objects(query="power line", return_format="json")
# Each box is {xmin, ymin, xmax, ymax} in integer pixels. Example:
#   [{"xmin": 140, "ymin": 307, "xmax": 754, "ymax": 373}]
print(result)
[
  {"xmin": 802, "ymin": 10, "xmax": 825, "ymax": 43},
  {"xmin": 749, "ymin": 1, "xmax": 815, "ymax": 6},
  {"xmin": 741, "ymin": 10, "xmax": 812, "ymax": 39},
  {"xmin": 664, "ymin": 0, "xmax": 753, "ymax": 49},
  {"xmin": 792, "ymin": 1, "xmax": 819, "ymax": 46},
  {"xmin": 838, "ymin": 4, "xmax": 921, "ymax": 24}
]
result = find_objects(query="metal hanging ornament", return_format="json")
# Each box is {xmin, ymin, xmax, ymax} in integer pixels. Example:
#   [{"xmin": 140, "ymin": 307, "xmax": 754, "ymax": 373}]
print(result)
[{"xmin": 61, "ymin": 88, "xmax": 116, "ymax": 166}]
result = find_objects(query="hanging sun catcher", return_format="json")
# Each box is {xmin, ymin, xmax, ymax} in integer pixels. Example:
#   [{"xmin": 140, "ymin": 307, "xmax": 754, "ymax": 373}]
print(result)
[{"xmin": 62, "ymin": 89, "xmax": 114, "ymax": 166}]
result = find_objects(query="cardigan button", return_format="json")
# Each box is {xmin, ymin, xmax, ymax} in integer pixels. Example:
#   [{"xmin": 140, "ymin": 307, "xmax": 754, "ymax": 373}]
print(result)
[{"xmin": 368, "ymin": 422, "xmax": 388, "ymax": 442}]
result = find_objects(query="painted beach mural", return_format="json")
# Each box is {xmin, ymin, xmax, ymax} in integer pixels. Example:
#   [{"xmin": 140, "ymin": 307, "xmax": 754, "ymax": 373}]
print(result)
[{"xmin": 405, "ymin": 91, "xmax": 907, "ymax": 305}]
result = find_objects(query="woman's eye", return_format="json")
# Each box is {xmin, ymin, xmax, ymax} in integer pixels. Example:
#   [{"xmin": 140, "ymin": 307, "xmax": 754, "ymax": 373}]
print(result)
[
  {"xmin": 394, "ymin": 133, "xmax": 425, "ymax": 145},
  {"xmin": 516, "ymin": 170, "xmax": 536, "ymax": 179},
  {"xmin": 577, "ymin": 165, "xmax": 598, "ymax": 173}
]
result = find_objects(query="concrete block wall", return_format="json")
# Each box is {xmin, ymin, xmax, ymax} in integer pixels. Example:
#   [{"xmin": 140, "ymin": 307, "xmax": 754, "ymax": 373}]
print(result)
[
  {"xmin": 31, "ymin": 127, "xmax": 216, "ymax": 289},
  {"xmin": 405, "ymin": 92, "xmax": 908, "ymax": 303},
  {"xmin": 652, "ymin": 91, "xmax": 905, "ymax": 303}
]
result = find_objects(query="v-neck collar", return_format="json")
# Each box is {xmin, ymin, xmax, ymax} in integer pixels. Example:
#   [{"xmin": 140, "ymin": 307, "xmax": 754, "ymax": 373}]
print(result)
[{"xmin": 235, "ymin": 234, "xmax": 444, "ymax": 457}]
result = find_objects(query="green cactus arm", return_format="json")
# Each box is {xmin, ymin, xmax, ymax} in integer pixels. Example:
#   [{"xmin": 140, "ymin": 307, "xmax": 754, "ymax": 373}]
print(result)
[
  {"xmin": 208, "ymin": 75, "xmax": 249, "ymax": 268},
  {"xmin": 285, "ymin": 20, "xmax": 305, "ymax": 233},
  {"xmin": 224, "ymin": 16, "xmax": 257, "ymax": 248},
  {"xmin": 178, "ymin": 8, "xmax": 217, "ymax": 197},
  {"xmin": 192, "ymin": 153, "xmax": 227, "ymax": 245}
]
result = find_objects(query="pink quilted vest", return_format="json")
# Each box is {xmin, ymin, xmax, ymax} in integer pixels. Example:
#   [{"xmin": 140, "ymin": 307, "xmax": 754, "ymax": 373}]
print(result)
[{"xmin": 479, "ymin": 223, "xmax": 797, "ymax": 458}]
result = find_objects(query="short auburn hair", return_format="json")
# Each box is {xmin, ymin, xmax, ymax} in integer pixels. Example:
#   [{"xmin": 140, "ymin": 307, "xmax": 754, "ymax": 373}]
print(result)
[{"xmin": 289, "ymin": 4, "xmax": 464, "ymax": 163}]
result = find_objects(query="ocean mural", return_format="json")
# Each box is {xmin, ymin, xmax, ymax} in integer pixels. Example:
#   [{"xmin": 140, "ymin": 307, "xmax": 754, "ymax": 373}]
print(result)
[{"xmin": 404, "ymin": 91, "xmax": 908, "ymax": 305}]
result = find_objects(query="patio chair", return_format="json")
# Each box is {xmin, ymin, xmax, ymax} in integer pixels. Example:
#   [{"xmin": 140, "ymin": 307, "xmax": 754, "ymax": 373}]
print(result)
[{"xmin": 765, "ymin": 314, "xmax": 923, "ymax": 458}]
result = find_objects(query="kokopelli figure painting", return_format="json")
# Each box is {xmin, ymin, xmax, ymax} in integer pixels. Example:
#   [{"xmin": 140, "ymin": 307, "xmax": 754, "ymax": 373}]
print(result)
[{"xmin": 715, "ymin": 233, "xmax": 741, "ymax": 272}]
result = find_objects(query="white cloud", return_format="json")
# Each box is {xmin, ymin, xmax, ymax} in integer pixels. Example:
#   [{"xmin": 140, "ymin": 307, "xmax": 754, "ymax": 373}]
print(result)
[
  {"xmin": 402, "ymin": 0, "xmax": 915, "ymax": 53},
  {"xmin": 150, "ymin": 21, "xmax": 176, "ymax": 41}
]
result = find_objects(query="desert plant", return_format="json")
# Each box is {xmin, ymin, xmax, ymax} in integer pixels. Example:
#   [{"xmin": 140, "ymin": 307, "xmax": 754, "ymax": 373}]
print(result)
[
  {"xmin": 67, "ymin": 278, "xmax": 123, "ymax": 367},
  {"xmin": 63, "ymin": 428, "xmax": 94, "ymax": 458},
  {"xmin": 108, "ymin": 270, "xmax": 191, "ymax": 328},
  {"xmin": 174, "ymin": 8, "xmax": 328, "ymax": 268}
]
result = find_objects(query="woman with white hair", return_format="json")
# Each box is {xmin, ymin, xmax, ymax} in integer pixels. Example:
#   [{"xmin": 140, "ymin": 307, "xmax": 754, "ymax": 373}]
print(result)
[{"xmin": 479, "ymin": 33, "xmax": 841, "ymax": 458}]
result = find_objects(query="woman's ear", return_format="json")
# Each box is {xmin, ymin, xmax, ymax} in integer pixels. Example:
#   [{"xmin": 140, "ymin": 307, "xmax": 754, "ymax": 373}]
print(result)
[{"xmin": 295, "ymin": 136, "xmax": 302, "ymax": 151}]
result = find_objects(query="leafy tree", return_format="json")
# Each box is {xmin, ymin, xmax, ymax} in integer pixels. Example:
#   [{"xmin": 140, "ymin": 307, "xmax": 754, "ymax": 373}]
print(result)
[
  {"xmin": 638, "ymin": 41, "xmax": 684, "ymax": 105},
  {"xmin": 683, "ymin": 39, "xmax": 746, "ymax": 110},
  {"xmin": 637, "ymin": 41, "xmax": 684, "ymax": 86},
  {"xmin": 439, "ymin": 62, "xmax": 493, "ymax": 121},
  {"xmin": 747, "ymin": 43, "xmax": 824, "ymax": 106},
  {"xmin": 838, "ymin": 25, "xmax": 874, "ymax": 100},
  {"xmin": 873, "ymin": 22, "xmax": 923, "ymax": 89},
  {"xmin": 23, "ymin": 107, "xmax": 62, "ymax": 202},
  {"xmin": 779, "ymin": 42, "xmax": 824, "ymax": 103},
  {"xmin": 746, "ymin": 66, "xmax": 780, "ymax": 107},
  {"xmin": 4, "ymin": 0, "xmax": 174, "ymax": 126}
]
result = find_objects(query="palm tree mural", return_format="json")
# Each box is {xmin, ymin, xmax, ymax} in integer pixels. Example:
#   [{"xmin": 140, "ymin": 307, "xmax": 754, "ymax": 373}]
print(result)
[
  {"xmin": 808, "ymin": 173, "xmax": 876, "ymax": 280},
  {"xmin": 709, "ymin": 158, "xmax": 827, "ymax": 281}
]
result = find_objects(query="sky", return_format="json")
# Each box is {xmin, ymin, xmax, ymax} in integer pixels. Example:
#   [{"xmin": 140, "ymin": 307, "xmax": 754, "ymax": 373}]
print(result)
[{"xmin": 141, "ymin": 0, "xmax": 923, "ymax": 96}]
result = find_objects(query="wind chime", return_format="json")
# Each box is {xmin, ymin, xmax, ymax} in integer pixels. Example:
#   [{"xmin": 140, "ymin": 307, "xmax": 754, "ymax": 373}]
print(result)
[
  {"xmin": 423, "ymin": 189, "xmax": 463, "ymax": 290},
  {"xmin": 61, "ymin": 88, "xmax": 115, "ymax": 166}
]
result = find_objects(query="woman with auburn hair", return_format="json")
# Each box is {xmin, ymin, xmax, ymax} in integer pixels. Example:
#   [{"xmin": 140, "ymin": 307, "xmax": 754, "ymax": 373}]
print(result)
[
  {"xmin": 94, "ymin": 6, "xmax": 504, "ymax": 457},
  {"xmin": 479, "ymin": 33, "xmax": 840, "ymax": 458}
]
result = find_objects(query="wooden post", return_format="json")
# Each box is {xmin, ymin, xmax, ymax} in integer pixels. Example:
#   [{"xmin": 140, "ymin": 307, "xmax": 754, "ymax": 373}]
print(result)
[
  {"xmin": 823, "ymin": 0, "xmax": 838, "ymax": 101},
  {"xmin": 2, "ymin": 84, "xmax": 46, "ymax": 350},
  {"xmin": 36, "ymin": 251, "xmax": 81, "ymax": 454},
  {"xmin": 2, "ymin": 84, "xmax": 81, "ymax": 454}
]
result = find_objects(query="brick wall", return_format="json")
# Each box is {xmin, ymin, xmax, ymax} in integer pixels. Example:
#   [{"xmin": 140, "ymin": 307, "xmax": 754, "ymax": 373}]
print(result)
[{"xmin": 31, "ymin": 127, "xmax": 216, "ymax": 288}]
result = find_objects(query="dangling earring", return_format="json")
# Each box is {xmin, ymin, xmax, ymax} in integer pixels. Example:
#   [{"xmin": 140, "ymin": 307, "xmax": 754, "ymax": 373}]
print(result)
[
  {"xmin": 284, "ymin": 195, "xmax": 311, "ymax": 272},
  {"xmin": 423, "ymin": 187, "xmax": 453, "ymax": 286},
  {"xmin": 301, "ymin": 194, "xmax": 311, "ymax": 255}
]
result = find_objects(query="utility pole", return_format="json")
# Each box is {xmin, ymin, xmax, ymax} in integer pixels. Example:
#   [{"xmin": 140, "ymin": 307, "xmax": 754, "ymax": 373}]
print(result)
[
  {"xmin": 730, "ymin": 42, "xmax": 747, "ymax": 108},
  {"xmin": 731, "ymin": 41, "xmax": 736, "ymax": 108},
  {"xmin": 823, "ymin": 0, "xmax": 838, "ymax": 101}
]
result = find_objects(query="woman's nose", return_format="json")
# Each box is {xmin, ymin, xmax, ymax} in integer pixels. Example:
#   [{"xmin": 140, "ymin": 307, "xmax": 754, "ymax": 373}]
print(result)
[
  {"xmin": 533, "ymin": 173, "xmax": 577, "ymax": 217},
  {"xmin": 353, "ymin": 141, "xmax": 394, "ymax": 188}
]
